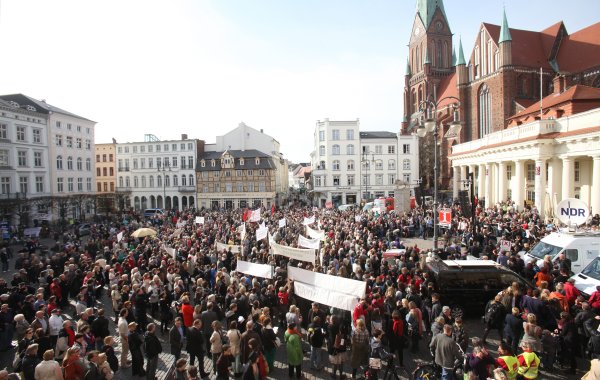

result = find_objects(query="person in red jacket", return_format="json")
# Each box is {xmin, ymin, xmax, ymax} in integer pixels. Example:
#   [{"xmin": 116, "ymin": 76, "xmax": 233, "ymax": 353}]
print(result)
[
  {"xmin": 352, "ymin": 299, "xmax": 369, "ymax": 327},
  {"xmin": 564, "ymin": 278, "xmax": 581, "ymax": 306},
  {"xmin": 390, "ymin": 311, "xmax": 405, "ymax": 368},
  {"xmin": 588, "ymin": 286, "xmax": 600, "ymax": 312},
  {"xmin": 180, "ymin": 297, "xmax": 194, "ymax": 327}
]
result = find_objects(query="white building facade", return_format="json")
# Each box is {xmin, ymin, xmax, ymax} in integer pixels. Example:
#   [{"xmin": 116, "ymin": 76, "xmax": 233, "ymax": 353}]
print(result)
[
  {"xmin": 310, "ymin": 119, "xmax": 419, "ymax": 207},
  {"xmin": 0, "ymin": 94, "xmax": 96, "ymax": 222},
  {"xmin": 0, "ymin": 99, "xmax": 51, "ymax": 226},
  {"xmin": 450, "ymin": 108, "xmax": 600, "ymax": 217},
  {"xmin": 115, "ymin": 136, "xmax": 200, "ymax": 211}
]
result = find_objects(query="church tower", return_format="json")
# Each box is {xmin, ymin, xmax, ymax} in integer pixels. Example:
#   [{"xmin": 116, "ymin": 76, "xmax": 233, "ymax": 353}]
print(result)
[{"xmin": 404, "ymin": 0, "xmax": 454, "ymax": 123}]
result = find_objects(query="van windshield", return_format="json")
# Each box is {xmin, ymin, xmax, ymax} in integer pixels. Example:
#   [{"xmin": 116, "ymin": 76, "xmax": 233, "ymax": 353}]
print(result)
[
  {"xmin": 582, "ymin": 258, "xmax": 600, "ymax": 281},
  {"xmin": 528, "ymin": 241, "xmax": 562, "ymax": 259}
]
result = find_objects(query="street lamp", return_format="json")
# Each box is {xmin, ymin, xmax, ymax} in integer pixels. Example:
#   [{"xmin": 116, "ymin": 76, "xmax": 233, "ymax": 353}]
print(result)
[
  {"xmin": 413, "ymin": 96, "xmax": 462, "ymax": 250},
  {"xmin": 360, "ymin": 151, "xmax": 382, "ymax": 204},
  {"xmin": 157, "ymin": 162, "xmax": 171, "ymax": 209},
  {"xmin": 461, "ymin": 173, "xmax": 476, "ymax": 244}
]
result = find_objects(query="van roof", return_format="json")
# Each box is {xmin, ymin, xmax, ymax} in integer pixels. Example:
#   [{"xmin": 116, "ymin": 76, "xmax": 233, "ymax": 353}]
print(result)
[{"xmin": 541, "ymin": 231, "xmax": 600, "ymax": 248}]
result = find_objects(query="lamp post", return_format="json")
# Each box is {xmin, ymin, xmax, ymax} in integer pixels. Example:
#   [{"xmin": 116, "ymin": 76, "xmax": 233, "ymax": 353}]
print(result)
[
  {"xmin": 413, "ymin": 96, "xmax": 462, "ymax": 250},
  {"xmin": 462, "ymin": 172, "xmax": 476, "ymax": 245},
  {"xmin": 157, "ymin": 162, "xmax": 171, "ymax": 209},
  {"xmin": 360, "ymin": 151, "xmax": 382, "ymax": 204},
  {"xmin": 414, "ymin": 178, "xmax": 424, "ymax": 207}
]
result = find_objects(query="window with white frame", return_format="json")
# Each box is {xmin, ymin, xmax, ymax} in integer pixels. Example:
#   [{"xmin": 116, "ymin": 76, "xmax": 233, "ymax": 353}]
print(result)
[
  {"xmin": 388, "ymin": 174, "xmax": 396, "ymax": 185},
  {"xmin": 347, "ymin": 144, "xmax": 354, "ymax": 155},
  {"xmin": 346, "ymin": 129, "xmax": 354, "ymax": 140},
  {"xmin": 0, "ymin": 124, "xmax": 7, "ymax": 139},
  {"xmin": 388, "ymin": 159, "xmax": 396, "ymax": 170},
  {"xmin": 188, "ymin": 174, "xmax": 193, "ymax": 186},
  {"xmin": 0, "ymin": 150, "xmax": 8, "ymax": 167},
  {"xmin": 575, "ymin": 161, "xmax": 580, "ymax": 182},
  {"xmin": 403, "ymin": 144, "xmax": 410, "ymax": 154},
  {"xmin": 173, "ymin": 175, "xmax": 178, "ymax": 187},
  {"xmin": 67, "ymin": 157, "xmax": 73, "ymax": 170},
  {"xmin": 347, "ymin": 175, "xmax": 355, "ymax": 186},
  {"xmin": 34, "ymin": 152, "xmax": 42, "ymax": 167},
  {"xmin": 403, "ymin": 159, "xmax": 410, "ymax": 170},
  {"xmin": 17, "ymin": 151, "xmax": 27, "ymax": 167},
  {"xmin": 314, "ymin": 176, "xmax": 322, "ymax": 187},
  {"xmin": 362, "ymin": 175, "xmax": 369, "ymax": 185},
  {"xmin": 403, "ymin": 173, "xmax": 411, "ymax": 183},
  {"xmin": 77, "ymin": 178, "xmax": 83, "ymax": 191},
  {"xmin": 332, "ymin": 160, "xmax": 340, "ymax": 171},
  {"xmin": 33, "ymin": 129, "xmax": 41, "ymax": 143},
  {"xmin": 375, "ymin": 145, "xmax": 382, "ymax": 154},
  {"xmin": 526, "ymin": 163, "xmax": 535, "ymax": 181},
  {"xmin": 319, "ymin": 145, "xmax": 326, "ymax": 156},
  {"xmin": 86, "ymin": 158, "xmax": 91, "ymax": 171},
  {"xmin": 347, "ymin": 160, "xmax": 355, "ymax": 170},
  {"xmin": 57, "ymin": 178, "xmax": 63, "ymax": 192},
  {"xmin": 19, "ymin": 177, "xmax": 28, "ymax": 194},
  {"xmin": 76, "ymin": 158, "xmax": 82, "ymax": 170},
  {"xmin": 333, "ymin": 175, "xmax": 340, "ymax": 186},
  {"xmin": 332, "ymin": 145, "xmax": 340, "ymax": 155},
  {"xmin": 332, "ymin": 129, "xmax": 340, "ymax": 140},
  {"xmin": 16, "ymin": 126, "xmax": 25, "ymax": 141},
  {"xmin": 375, "ymin": 160, "xmax": 383, "ymax": 170},
  {"xmin": 56, "ymin": 135, "xmax": 63, "ymax": 146},
  {"xmin": 86, "ymin": 178, "xmax": 91, "ymax": 191},
  {"xmin": 56, "ymin": 156, "xmax": 63, "ymax": 169},
  {"xmin": 67, "ymin": 178, "xmax": 74, "ymax": 192},
  {"xmin": 1, "ymin": 177, "xmax": 10, "ymax": 194},
  {"xmin": 319, "ymin": 130, "xmax": 325, "ymax": 141},
  {"xmin": 76, "ymin": 138, "xmax": 82, "ymax": 148},
  {"xmin": 66, "ymin": 136, "xmax": 73, "ymax": 148},
  {"xmin": 388, "ymin": 145, "xmax": 395, "ymax": 154},
  {"xmin": 375, "ymin": 174, "xmax": 383, "ymax": 185},
  {"xmin": 506, "ymin": 165, "xmax": 512, "ymax": 180},
  {"xmin": 172, "ymin": 157, "xmax": 178, "ymax": 167},
  {"xmin": 259, "ymin": 182, "xmax": 266, "ymax": 192},
  {"xmin": 181, "ymin": 175, "xmax": 187, "ymax": 186}
]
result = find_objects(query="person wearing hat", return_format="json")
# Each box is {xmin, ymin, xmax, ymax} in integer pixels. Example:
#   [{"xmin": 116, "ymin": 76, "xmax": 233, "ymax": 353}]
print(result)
[{"xmin": 128, "ymin": 322, "xmax": 145, "ymax": 377}]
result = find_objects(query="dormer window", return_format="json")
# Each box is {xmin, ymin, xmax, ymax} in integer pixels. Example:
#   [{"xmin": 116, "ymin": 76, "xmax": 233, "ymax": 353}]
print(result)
[
  {"xmin": 201, "ymin": 160, "xmax": 205, "ymax": 168},
  {"xmin": 211, "ymin": 159, "xmax": 216, "ymax": 167},
  {"xmin": 255, "ymin": 158, "xmax": 260, "ymax": 165},
  {"xmin": 240, "ymin": 158, "xmax": 245, "ymax": 166}
]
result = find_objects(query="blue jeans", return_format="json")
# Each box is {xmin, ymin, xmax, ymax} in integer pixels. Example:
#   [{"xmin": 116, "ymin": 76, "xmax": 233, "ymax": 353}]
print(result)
[
  {"xmin": 441, "ymin": 367, "xmax": 455, "ymax": 380},
  {"xmin": 310, "ymin": 346, "xmax": 323, "ymax": 369}
]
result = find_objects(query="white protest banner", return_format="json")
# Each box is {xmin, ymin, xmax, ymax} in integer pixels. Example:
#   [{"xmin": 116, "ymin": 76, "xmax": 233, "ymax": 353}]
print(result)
[
  {"xmin": 499, "ymin": 240, "xmax": 512, "ymax": 252},
  {"xmin": 256, "ymin": 225, "xmax": 268, "ymax": 241},
  {"xmin": 117, "ymin": 231, "xmax": 124, "ymax": 242},
  {"xmin": 306, "ymin": 225, "xmax": 325, "ymax": 241},
  {"xmin": 236, "ymin": 260, "xmax": 273, "ymax": 279},
  {"xmin": 355, "ymin": 215, "xmax": 362, "ymax": 222},
  {"xmin": 293, "ymin": 281, "xmax": 359, "ymax": 312},
  {"xmin": 298, "ymin": 234, "xmax": 321, "ymax": 249},
  {"xmin": 215, "ymin": 241, "xmax": 242, "ymax": 254},
  {"xmin": 278, "ymin": 218, "xmax": 286, "ymax": 228},
  {"xmin": 238, "ymin": 223, "xmax": 246, "ymax": 242},
  {"xmin": 270, "ymin": 241, "xmax": 316, "ymax": 263},
  {"xmin": 288, "ymin": 266, "xmax": 366, "ymax": 299},
  {"xmin": 195, "ymin": 216, "xmax": 205, "ymax": 224},
  {"xmin": 23, "ymin": 227, "xmax": 41, "ymax": 238},
  {"xmin": 268, "ymin": 232, "xmax": 275, "ymax": 245},
  {"xmin": 249, "ymin": 209, "xmax": 261, "ymax": 222},
  {"xmin": 162, "ymin": 244, "xmax": 176, "ymax": 259},
  {"xmin": 176, "ymin": 219, "xmax": 187, "ymax": 228},
  {"xmin": 302, "ymin": 215, "xmax": 315, "ymax": 226}
]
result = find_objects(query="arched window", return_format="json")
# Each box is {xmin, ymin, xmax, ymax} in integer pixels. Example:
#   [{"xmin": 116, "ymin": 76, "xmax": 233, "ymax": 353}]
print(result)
[
  {"xmin": 76, "ymin": 157, "xmax": 82, "ymax": 170},
  {"xmin": 437, "ymin": 40, "xmax": 443, "ymax": 67},
  {"xmin": 67, "ymin": 156, "xmax": 73, "ymax": 170},
  {"xmin": 125, "ymin": 176, "xmax": 130, "ymax": 187},
  {"xmin": 347, "ymin": 144, "xmax": 354, "ymax": 155},
  {"xmin": 332, "ymin": 145, "xmax": 340, "ymax": 155},
  {"xmin": 134, "ymin": 176, "xmax": 138, "ymax": 188},
  {"xmin": 347, "ymin": 160, "xmax": 355, "ymax": 170},
  {"xmin": 85, "ymin": 158, "xmax": 91, "ymax": 171},
  {"xmin": 332, "ymin": 160, "xmax": 340, "ymax": 170},
  {"xmin": 119, "ymin": 177, "xmax": 123, "ymax": 187},
  {"xmin": 403, "ymin": 159, "xmax": 411, "ymax": 170},
  {"xmin": 189, "ymin": 174, "xmax": 194, "ymax": 186},
  {"xmin": 149, "ymin": 175, "xmax": 154, "ymax": 187},
  {"xmin": 157, "ymin": 175, "xmax": 162, "ymax": 187},
  {"xmin": 141, "ymin": 176, "xmax": 146, "ymax": 188},
  {"xmin": 319, "ymin": 145, "xmax": 325, "ymax": 156},
  {"xmin": 479, "ymin": 84, "xmax": 492, "ymax": 137},
  {"xmin": 173, "ymin": 175, "xmax": 178, "ymax": 186},
  {"xmin": 443, "ymin": 41, "xmax": 449, "ymax": 67},
  {"xmin": 56, "ymin": 155, "xmax": 63, "ymax": 170},
  {"xmin": 388, "ymin": 159, "xmax": 396, "ymax": 170},
  {"xmin": 181, "ymin": 175, "xmax": 187, "ymax": 186},
  {"xmin": 416, "ymin": 45, "xmax": 420, "ymax": 70},
  {"xmin": 165, "ymin": 175, "xmax": 170, "ymax": 187}
]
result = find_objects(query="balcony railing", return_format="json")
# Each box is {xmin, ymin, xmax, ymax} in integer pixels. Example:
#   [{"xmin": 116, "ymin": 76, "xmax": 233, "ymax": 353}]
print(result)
[
  {"xmin": 0, "ymin": 192, "xmax": 27, "ymax": 200},
  {"xmin": 115, "ymin": 186, "xmax": 132, "ymax": 193},
  {"xmin": 178, "ymin": 186, "xmax": 196, "ymax": 193}
]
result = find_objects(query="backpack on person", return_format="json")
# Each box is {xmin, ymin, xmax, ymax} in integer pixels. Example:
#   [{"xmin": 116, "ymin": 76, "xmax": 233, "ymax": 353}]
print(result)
[{"xmin": 484, "ymin": 302, "xmax": 502, "ymax": 324}]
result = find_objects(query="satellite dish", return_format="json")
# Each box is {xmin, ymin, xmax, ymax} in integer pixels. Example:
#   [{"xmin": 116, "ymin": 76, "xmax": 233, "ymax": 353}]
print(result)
[{"xmin": 556, "ymin": 198, "xmax": 590, "ymax": 226}]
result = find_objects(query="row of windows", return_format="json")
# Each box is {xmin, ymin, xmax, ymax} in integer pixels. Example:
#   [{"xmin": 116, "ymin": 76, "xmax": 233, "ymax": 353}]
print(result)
[
  {"xmin": 117, "ymin": 156, "xmax": 195, "ymax": 171},
  {"xmin": 96, "ymin": 154, "xmax": 114, "ymax": 162},
  {"xmin": 318, "ymin": 144, "xmax": 411, "ymax": 156},
  {"xmin": 56, "ymin": 178, "xmax": 93, "ymax": 192},
  {"xmin": 200, "ymin": 157, "xmax": 261, "ymax": 167},
  {"xmin": 55, "ymin": 135, "xmax": 91, "ymax": 149},
  {"xmin": 117, "ymin": 142, "xmax": 194, "ymax": 154},
  {"xmin": 198, "ymin": 169, "xmax": 266, "ymax": 178},
  {"xmin": 56, "ymin": 156, "xmax": 92, "ymax": 171},
  {"xmin": 313, "ymin": 173, "xmax": 411, "ymax": 187},
  {"xmin": 318, "ymin": 129, "xmax": 355, "ymax": 141},
  {"xmin": 317, "ymin": 159, "xmax": 411, "ymax": 171},
  {"xmin": 97, "ymin": 182, "xmax": 115, "ymax": 192},
  {"xmin": 200, "ymin": 182, "xmax": 267, "ymax": 193},
  {"xmin": 0, "ymin": 149, "xmax": 45, "ymax": 168},
  {"xmin": 55, "ymin": 121, "xmax": 90, "ymax": 135},
  {"xmin": 97, "ymin": 167, "xmax": 115, "ymax": 177},
  {"xmin": 0, "ymin": 176, "xmax": 45, "ymax": 194},
  {"xmin": 0, "ymin": 123, "xmax": 43, "ymax": 144},
  {"xmin": 118, "ymin": 174, "xmax": 195, "ymax": 188}
]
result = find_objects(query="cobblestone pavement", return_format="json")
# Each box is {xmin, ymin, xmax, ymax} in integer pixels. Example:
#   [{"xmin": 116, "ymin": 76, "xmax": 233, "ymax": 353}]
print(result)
[{"xmin": 0, "ymin": 238, "xmax": 586, "ymax": 379}]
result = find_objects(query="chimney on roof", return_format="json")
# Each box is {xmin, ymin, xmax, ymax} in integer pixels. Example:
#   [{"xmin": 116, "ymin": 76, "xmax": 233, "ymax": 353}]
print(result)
[
  {"xmin": 260, "ymin": 129, "xmax": 263, "ymax": 133},
  {"xmin": 181, "ymin": 134, "xmax": 188, "ymax": 140},
  {"xmin": 553, "ymin": 74, "xmax": 566, "ymax": 94}
]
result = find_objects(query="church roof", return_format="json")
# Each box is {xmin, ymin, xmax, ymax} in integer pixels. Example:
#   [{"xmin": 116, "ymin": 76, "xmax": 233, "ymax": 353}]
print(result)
[
  {"xmin": 555, "ymin": 22, "xmax": 600, "ymax": 72},
  {"xmin": 483, "ymin": 23, "xmax": 553, "ymax": 70},
  {"xmin": 509, "ymin": 85, "xmax": 600, "ymax": 120},
  {"xmin": 417, "ymin": 0, "xmax": 447, "ymax": 28}
]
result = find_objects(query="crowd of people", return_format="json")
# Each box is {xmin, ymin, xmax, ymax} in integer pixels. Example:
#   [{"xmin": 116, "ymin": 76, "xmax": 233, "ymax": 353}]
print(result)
[{"xmin": 0, "ymin": 200, "xmax": 598, "ymax": 380}]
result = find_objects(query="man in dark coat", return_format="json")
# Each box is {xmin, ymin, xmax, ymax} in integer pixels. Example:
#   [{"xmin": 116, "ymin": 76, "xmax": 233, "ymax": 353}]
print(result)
[
  {"xmin": 128, "ymin": 322, "xmax": 145, "ymax": 377},
  {"xmin": 186, "ymin": 319, "xmax": 209, "ymax": 377},
  {"xmin": 240, "ymin": 320, "xmax": 262, "ymax": 363},
  {"xmin": 169, "ymin": 317, "xmax": 186, "ymax": 359},
  {"xmin": 91, "ymin": 309, "xmax": 110, "ymax": 350},
  {"xmin": 144, "ymin": 323, "xmax": 163, "ymax": 380}
]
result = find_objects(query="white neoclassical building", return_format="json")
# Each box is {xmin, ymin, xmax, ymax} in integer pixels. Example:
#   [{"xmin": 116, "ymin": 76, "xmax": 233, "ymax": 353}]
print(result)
[
  {"xmin": 450, "ymin": 106, "xmax": 600, "ymax": 217},
  {"xmin": 310, "ymin": 119, "xmax": 419, "ymax": 207}
]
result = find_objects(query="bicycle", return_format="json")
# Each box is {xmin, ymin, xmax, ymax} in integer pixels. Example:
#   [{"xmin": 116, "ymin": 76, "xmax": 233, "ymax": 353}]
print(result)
[
  {"xmin": 412, "ymin": 350, "xmax": 465, "ymax": 380},
  {"xmin": 358, "ymin": 359, "xmax": 408, "ymax": 380}
]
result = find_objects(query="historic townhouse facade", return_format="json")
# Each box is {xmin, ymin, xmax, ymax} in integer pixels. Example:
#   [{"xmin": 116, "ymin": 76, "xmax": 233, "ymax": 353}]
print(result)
[
  {"xmin": 310, "ymin": 119, "xmax": 419, "ymax": 207},
  {"xmin": 115, "ymin": 135, "xmax": 201, "ymax": 211},
  {"xmin": 196, "ymin": 150, "xmax": 277, "ymax": 210},
  {"xmin": 95, "ymin": 142, "xmax": 117, "ymax": 214}
]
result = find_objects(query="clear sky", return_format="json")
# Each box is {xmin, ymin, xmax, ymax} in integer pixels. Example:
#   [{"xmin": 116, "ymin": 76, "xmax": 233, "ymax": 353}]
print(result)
[{"xmin": 0, "ymin": 0, "xmax": 598, "ymax": 162}]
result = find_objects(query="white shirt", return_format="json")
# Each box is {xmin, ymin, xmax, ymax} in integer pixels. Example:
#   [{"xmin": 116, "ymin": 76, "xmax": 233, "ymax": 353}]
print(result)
[
  {"xmin": 49, "ymin": 315, "xmax": 63, "ymax": 336},
  {"xmin": 118, "ymin": 317, "xmax": 129, "ymax": 336}
]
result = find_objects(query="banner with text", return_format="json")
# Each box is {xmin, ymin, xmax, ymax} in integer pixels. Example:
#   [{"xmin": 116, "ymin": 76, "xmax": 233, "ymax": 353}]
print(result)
[
  {"xmin": 215, "ymin": 241, "xmax": 242, "ymax": 254},
  {"xmin": 288, "ymin": 266, "xmax": 366, "ymax": 299},
  {"xmin": 236, "ymin": 260, "xmax": 273, "ymax": 279},
  {"xmin": 278, "ymin": 218, "xmax": 286, "ymax": 228},
  {"xmin": 306, "ymin": 226, "xmax": 326, "ymax": 241},
  {"xmin": 293, "ymin": 281, "xmax": 358, "ymax": 312},
  {"xmin": 195, "ymin": 216, "xmax": 205, "ymax": 224},
  {"xmin": 298, "ymin": 234, "xmax": 321, "ymax": 249},
  {"xmin": 270, "ymin": 242, "xmax": 316, "ymax": 263},
  {"xmin": 256, "ymin": 225, "xmax": 268, "ymax": 241},
  {"xmin": 302, "ymin": 216, "xmax": 315, "ymax": 226},
  {"xmin": 249, "ymin": 209, "xmax": 261, "ymax": 222}
]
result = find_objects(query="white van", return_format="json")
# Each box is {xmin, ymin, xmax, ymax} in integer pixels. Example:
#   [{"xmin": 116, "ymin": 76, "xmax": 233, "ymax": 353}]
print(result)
[
  {"xmin": 143, "ymin": 208, "xmax": 164, "ymax": 218},
  {"xmin": 521, "ymin": 231, "xmax": 600, "ymax": 274},
  {"xmin": 571, "ymin": 257, "xmax": 600, "ymax": 297}
]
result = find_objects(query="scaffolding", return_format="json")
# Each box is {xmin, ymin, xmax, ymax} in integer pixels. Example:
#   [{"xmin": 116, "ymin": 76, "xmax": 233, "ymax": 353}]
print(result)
[{"xmin": 144, "ymin": 134, "xmax": 160, "ymax": 142}]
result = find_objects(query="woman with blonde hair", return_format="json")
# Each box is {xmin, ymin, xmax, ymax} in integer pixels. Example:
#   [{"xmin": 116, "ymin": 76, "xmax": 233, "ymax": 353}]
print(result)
[
  {"xmin": 14, "ymin": 314, "xmax": 30, "ymax": 340},
  {"xmin": 520, "ymin": 313, "xmax": 542, "ymax": 352},
  {"xmin": 350, "ymin": 318, "xmax": 370, "ymax": 379},
  {"xmin": 62, "ymin": 347, "xmax": 85, "ymax": 380},
  {"xmin": 97, "ymin": 353, "xmax": 113, "ymax": 380}
]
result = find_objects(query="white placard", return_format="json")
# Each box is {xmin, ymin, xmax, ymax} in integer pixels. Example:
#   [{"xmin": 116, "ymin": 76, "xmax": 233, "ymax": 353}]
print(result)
[
  {"xmin": 195, "ymin": 216, "xmax": 205, "ymax": 224},
  {"xmin": 163, "ymin": 244, "xmax": 176, "ymax": 259},
  {"xmin": 270, "ymin": 241, "xmax": 316, "ymax": 263},
  {"xmin": 302, "ymin": 216, "xmax": 315, "ymax": 226},
  {"xmin": 306, "ymin": 226, "xmax": 325, "ymax": 241},
  {"xmin": 256, "ymin": 225, "xmax": 268, "ymax": 241},
  {"xmin": 288, "ymin": 266, "xmax": 366, "ymax": 299},
  {"xmin": 499, "ymin": 240, "xmax": 512, "ymax": 252},
  {"xmin": 236, "ymin": 260, "xmax": 273, "ymax": 279},
  {"xmin": 298, "ymin": 234, "xmax": 321, "ymax": 249},
  {"xmin": 215, "ymin": 242, "xmax": 242, "ymax": 254},
  {"xmin": 355, "ymin": 215, "xmax": 362, "ymax": 222},
  {"xmin": 292, "ymin": 281, "xmax": 359, "ymax": 312},
  {"xmin": 249, "ymin": 209, "xmax": 261, "ymax": 222},
  {"xmin": 238, "ymin": 223, "xmax": 246, "ymax": 242},
  {"xmin": 279, "ymin": 218, "xmax": 286, "ymax": 228},
  {"xmin": 176, "ymin": 219, "xmax": 186, "ymax": 228},
  {"xmin": 23, "ymin": 227, "xmax": 41, "ymax": 237},
  {"xmin": 117, "ymin": 231, "xmax": 124, "ymax": 242}
]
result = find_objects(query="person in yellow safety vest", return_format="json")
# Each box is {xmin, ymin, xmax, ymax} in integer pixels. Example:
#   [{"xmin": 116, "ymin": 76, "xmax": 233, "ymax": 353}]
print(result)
[
  {"xmin": 517, "ymin": 341, "xmax": 540, "ymax": 379},
  {"xmin": 496, "ymin": 342, "xmax": 519, "ymax": 380}
]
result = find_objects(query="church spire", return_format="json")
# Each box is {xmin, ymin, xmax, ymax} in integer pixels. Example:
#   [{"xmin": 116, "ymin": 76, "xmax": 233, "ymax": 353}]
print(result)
[
  {"xmin": 499, "ymin": 7, "xmax": 512, "ymax": 43},
  {"xmin": 416, "ymin": 0, "xmax": 448, "ymax": 28},
  {"xmin": 452, "ymin": 46, "xmax": 456, "ymax": 66},
  {"xmin": 456, "ymin": 37, "xmax": 466, "ymax": 66},
  {"xmin": 405, "ymin": 59, "xmax": 412, "ymax": 76}
]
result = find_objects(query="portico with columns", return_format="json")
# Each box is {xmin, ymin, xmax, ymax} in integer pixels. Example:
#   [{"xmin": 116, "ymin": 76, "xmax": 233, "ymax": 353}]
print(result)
[{"xmin": 451, "ymin": 108, "xmax": 600, "ymax": 217}]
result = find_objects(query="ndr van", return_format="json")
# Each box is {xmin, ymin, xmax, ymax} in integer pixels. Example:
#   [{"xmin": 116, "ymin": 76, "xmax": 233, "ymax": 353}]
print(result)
[
  {"xmin": 521, "ymin": 231, "xmax": 600, "ymax": 274},
  {"xmin": 571, "ymin": 257, "xmax": 600, "ymax": 297}
]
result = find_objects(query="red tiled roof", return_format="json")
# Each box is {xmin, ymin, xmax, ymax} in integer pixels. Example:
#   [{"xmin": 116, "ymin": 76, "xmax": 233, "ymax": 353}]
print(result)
[
  {"xmin": 450, "ymin": 126, "xmax": 600, "ymax": 157},
  {"xmin": 515, "ymin": 99, "xmax": 537, "ymax": 110},
  {"xmin": 555, "ymin": 22, "xmax": 600, "ymax": 72},
  {"xmin": 509, "ymin": 85, "xmax": 600, "ymax": 119}
]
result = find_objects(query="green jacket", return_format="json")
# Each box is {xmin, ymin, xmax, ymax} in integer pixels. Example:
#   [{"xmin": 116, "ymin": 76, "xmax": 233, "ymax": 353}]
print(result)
[{"xmin": 285, "ymin": 330, "xmax": 303, "ymax": 366}]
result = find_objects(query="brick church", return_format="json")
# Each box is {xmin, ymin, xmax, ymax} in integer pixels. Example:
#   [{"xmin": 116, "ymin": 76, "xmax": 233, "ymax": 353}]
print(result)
[{"xmin": 402, "ymin": 0, "xmax": 600, "ymax": 190}]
